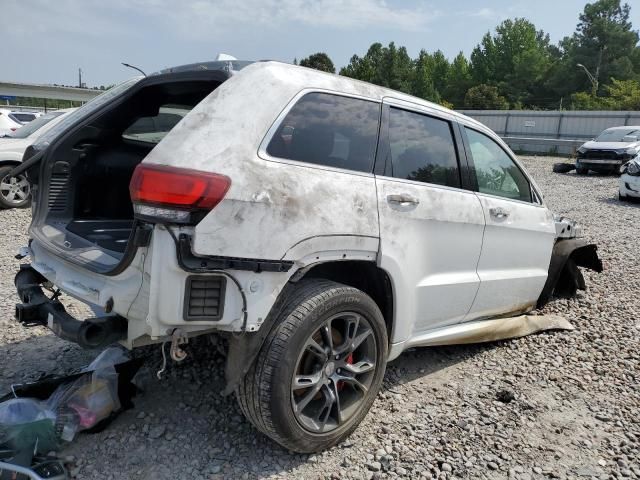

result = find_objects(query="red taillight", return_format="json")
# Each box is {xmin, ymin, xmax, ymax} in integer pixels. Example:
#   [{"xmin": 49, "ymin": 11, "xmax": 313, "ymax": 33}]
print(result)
[{"xmin": 130, "ymin": 164, "xmax": 231, "ymax": 212}]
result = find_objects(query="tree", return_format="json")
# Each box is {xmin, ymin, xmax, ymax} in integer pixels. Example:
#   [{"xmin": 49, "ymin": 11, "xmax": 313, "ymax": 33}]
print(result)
[
  {"xmin": 299, "ymin": 53, "xmax": 335, "ymax": 73},
  {"xmin": 548, "ymin": 0, "xmax": 639, "ymax": 98},
  {"xmin": 443, "ymin": 52, "xmax": 473, "ymax": 107},
  {"xmin": 603, "ymin": 78, "xmax": 640, "ymax": 109},
  {"xmin": 464, "ymin": 84, "xmax": 509, "ymax": 109},
  {"xmin": 340, "ymin": 42, "xmax": 413, "ymax": 94},
  {"xmin": 470, "ymin": 18, "xmax": 555, "ymax": 107}
]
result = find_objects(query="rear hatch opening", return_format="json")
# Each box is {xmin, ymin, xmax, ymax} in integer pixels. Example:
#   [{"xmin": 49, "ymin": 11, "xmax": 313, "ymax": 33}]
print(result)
[{"xmin": 29, "ymin": 72, "xmax": 229, "ymax": 274}]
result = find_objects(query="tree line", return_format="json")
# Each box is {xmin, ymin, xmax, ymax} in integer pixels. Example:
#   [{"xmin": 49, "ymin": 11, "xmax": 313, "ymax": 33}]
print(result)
[{"xmin": 296, "ymin": 0, "xmax": 640, "ymax": 110}]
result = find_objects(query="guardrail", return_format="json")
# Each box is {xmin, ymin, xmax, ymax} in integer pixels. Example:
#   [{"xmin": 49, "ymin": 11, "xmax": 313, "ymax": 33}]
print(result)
[
  {"xmin": 501, "ymin": 136, "xmax": 583, "ymax": 156},
  {"xmin": 0, "ymin": 81, "xmax": 100, "ymax": 102}
]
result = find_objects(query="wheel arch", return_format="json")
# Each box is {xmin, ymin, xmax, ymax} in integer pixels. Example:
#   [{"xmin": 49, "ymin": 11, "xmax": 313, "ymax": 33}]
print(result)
[{"xmin": 223, "ymin": 259, "xmax": 396, "ymax": 395}]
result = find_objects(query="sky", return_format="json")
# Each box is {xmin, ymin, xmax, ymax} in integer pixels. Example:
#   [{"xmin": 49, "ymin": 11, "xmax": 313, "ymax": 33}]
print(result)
[{"xmin": 4, "ymin": 0, "xmax": 640, "ymax": 87}]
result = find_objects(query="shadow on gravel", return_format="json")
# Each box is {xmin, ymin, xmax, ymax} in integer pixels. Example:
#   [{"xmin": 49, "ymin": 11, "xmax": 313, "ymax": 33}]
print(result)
[
  {"xmin": 382, "ymin": 342, "xmax": 496, "ymax": 393},
  {"xmin": 597, "ymin": 196, "xmax": 640, "ymax": 207}
]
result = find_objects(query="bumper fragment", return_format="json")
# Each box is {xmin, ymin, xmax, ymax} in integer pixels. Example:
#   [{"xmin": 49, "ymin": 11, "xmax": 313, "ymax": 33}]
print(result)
[{"xmin": 14, "ymin": 264, "xmax": 127, "ymax": 349}]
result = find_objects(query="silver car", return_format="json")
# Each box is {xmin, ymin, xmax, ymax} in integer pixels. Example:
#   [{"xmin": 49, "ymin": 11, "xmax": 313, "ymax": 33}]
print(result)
[{"xmin": 576, "ymin": 126, "xmax": 640, "ymax": 174}]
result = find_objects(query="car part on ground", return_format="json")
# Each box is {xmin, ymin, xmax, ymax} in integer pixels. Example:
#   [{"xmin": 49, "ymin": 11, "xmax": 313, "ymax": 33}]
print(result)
[
  {"xmin": 552, "ymin": 162, "xmax": 575, "ymax": 174},
  {"xmin": 0, "ymin": 348, "xmax": 142, "ymax": 479}
]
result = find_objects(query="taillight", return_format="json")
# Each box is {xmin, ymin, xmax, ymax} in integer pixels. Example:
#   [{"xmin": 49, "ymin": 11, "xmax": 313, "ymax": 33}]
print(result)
[{"xmin": 129, "ymin": 164, "xmax": 231, "ymax": 224}]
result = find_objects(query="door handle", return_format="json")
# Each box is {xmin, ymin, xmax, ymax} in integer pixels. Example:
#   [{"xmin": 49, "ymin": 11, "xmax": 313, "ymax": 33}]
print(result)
[
  {"xmin": 387, "ymin": 194, "xmax": 420, "ymax": 206},
  {"xmin": 489, "ymin": 207, "xmax": 509, "ymax": 219}
]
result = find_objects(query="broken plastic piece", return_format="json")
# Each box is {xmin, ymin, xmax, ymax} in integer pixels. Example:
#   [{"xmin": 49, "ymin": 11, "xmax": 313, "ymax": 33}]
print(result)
[{"xmin": 408, "ymin": 314, "xmax": 574, "ymax": 347}]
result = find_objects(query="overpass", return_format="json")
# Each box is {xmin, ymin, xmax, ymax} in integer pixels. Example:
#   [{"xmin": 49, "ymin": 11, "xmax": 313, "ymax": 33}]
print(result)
[{"xmin": 0, "ymin": 81, "xmax": 101, "ymax": 102}]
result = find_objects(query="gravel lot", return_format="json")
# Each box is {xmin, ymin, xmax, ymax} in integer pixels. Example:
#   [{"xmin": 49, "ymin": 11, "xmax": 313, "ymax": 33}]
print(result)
[{"xmin": 0, "ymin": 155, "xmax": 638, "ymax": 480}]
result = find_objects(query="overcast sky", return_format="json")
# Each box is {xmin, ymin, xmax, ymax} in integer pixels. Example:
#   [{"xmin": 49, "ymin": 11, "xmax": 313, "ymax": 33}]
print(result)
[{"xmin": 4, "ymin": 0, "xmax": 640, "ymax": 87}]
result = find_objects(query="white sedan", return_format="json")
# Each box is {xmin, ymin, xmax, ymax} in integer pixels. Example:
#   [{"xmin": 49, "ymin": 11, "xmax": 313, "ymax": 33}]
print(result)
[
  {"xmin": 0, "ymin": 109, "xmax": 74, "ymax": 208},
  {"xmin": 619, "ymin": 158, "xmax": 640, "ymax": 201}
]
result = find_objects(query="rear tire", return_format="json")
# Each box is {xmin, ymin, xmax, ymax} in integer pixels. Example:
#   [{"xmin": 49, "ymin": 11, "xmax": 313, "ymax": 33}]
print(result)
[
  {"xmin": 0, "ymin": 166, "xmax": 31, "ymax": 209},
  {"xmin": 236, "ymin": 279, "xmax": 388, "ymax": 453}
]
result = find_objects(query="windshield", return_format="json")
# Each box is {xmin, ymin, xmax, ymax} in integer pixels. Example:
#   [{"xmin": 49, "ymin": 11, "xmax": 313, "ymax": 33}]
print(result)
[
  {"xmin": 595, "ymin": 128, "xmax": 640, "ymax": 142},
  {"xmin": 7, "ymin": 111, "xmax": 64, "ymax": 139}
]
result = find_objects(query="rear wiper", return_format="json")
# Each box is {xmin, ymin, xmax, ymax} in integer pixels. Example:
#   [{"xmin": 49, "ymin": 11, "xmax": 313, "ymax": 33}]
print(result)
[{"xmin": 10, "ymin": 148, "xmax": 47, "ymax": 177}]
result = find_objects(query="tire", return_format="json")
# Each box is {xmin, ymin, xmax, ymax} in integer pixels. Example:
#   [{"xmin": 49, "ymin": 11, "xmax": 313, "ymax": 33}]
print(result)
[
  {"xmin": 0, "ymin": 165, "xmax": 31, "ymax": 209},
  {"xmin": 619, "ymin": 193, "xmax": 627, "ymax": 201},
  {"xmin": 575, "ymin": 166, "xmax": 589, "ymax": 175},
  {"xmin": 552, "ymin": 163, "xmax": 575, "ymax": 174},
  {"xmin": 237, "ymin": 279, "xmax": 388, "ymax": 453}
]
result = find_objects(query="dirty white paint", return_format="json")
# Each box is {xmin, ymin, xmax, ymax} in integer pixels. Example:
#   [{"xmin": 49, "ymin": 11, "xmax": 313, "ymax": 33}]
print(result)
[
  {"xmin": 375, "ymin": 176, "xmax": 486, "ymax": 342},
  {"xmin": 24, "ymin": 62, "xmax": 569, "ymax": 352},
  {"xmin": 467, "ymin": 194, "xmax": 556, "ymax": 320}
]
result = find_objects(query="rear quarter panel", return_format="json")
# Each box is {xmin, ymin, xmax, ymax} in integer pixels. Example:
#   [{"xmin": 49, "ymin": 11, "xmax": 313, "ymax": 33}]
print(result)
[{"xmin": 143, "ymin": 63, "xmax": 381, "ymax": 261}]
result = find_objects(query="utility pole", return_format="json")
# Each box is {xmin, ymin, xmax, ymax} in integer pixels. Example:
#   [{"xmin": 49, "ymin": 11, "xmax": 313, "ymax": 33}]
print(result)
[
  {"xmin": 576, "ymin": 63, "xmax": 598, "ymax": 96},
  {"xmin": 78, "ymin": 68, "xmax": 83, "ymax": 88}
]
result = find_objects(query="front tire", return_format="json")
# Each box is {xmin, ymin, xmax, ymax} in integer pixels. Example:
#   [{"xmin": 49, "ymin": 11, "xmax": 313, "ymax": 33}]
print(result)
[
  {"xmin": 237, "ymin": 279, "xmax": 388, "ymax": 452},
  {"xmin": 575, "ymin": 166, "xmax": 589, "ymax": 175},
  {"xmin": 0, "ymin": 166, "xmax": 31, "ymax": 209}
]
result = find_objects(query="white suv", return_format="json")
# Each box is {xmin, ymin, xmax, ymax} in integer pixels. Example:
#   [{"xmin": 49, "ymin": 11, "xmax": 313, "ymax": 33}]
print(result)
[{"xmin": 13, "ymin": 61, "xmax": 602, "ymax": 452}]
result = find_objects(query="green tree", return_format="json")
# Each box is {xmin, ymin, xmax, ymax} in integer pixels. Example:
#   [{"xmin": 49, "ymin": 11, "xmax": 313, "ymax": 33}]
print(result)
[
  {"xmin": 443, "ymin": 52, "xmax": 473, "ymax": 107},
  {"xmin": 464, "ymin": 84, "xmax": 509, "ymax": 109},
  {"xmin": 603, "ymin": 78, "xmax": 640, "ymax": 109},
  {"xmin": 299, "ymin": 52, "xmax": 335, "ymax": 73},
  {"xmin": 411, "ymin": 50, "xmax": 441, "ymax": 102},
  {"xmin": 340, "ymin": 42, "xmax": 413, "ymax": 94},
  {"xmin": 470, "ymin": 18, "xmax": 555, "ymax": 107},
  {"xmin": 549, "ymin": 0, "xmax": 639, "ymax": 98}
]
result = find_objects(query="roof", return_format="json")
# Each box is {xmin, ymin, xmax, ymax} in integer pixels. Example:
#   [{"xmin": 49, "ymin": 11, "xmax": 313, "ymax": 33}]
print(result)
[
  {"xmin": 232, "ymin": 61, "xmax": 489, "ymax": 131},
  {"xmin": 604, "ymin": 126, "xmax": 640, "ymax": 130}
]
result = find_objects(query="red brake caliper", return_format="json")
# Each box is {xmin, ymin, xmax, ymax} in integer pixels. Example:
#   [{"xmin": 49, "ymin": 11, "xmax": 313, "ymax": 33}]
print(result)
[{"xmin": 337, "ymin": 353, "xmax": 354, "ymax": 391}]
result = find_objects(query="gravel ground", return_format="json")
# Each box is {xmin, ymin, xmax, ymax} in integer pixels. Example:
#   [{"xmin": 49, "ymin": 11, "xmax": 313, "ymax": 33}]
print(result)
[{"xmin": 0, "ymin": 155, "xmax": 638, "ymax": 480}]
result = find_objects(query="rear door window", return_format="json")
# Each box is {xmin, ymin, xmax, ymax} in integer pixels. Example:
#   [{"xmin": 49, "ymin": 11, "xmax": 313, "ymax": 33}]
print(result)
[
  {"xmin": 266, "ymin": 92, "xmax": 380, "ymax": 173},
  {"xmin": 387, "ymin": 108, "xmax": 461, "ymax": 188},
  {"xmin": 465, "ymin": 128, "xmax": 532, "ymax": 202}
]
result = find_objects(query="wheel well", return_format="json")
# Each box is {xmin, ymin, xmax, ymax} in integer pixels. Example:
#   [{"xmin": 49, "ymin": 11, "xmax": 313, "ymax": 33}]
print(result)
[
  {"xmin": 297, "ymin": 261, "xmax": 394, "ymax": 342},
  {"xmin": 0, "ymin": 161, "xmax": 20, "ymax": 168}
]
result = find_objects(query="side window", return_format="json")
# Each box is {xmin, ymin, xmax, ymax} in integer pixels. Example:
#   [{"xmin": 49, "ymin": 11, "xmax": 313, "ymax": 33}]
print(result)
[
  {"xmin": 123, "ymin": 106, "xmax": 189, "ymax": 144},
  {"xmin": 388, "ymin": 108, "xmax": 461, "ymax": 188},
  {"xmin": 266, "ymin": 93, "xmax": 380, "ymax": 173},
  {"xmin": 465, "ymin": 128, "xmax": 532, "ymax": 202}
]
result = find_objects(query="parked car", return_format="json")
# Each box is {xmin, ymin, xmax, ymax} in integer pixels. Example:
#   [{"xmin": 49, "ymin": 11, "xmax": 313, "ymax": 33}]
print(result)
[
  {"xmin": 576, "ymin": 126, "xmax": 640, "ymax": 174},
  {"xmin": 0, "ymin": 109, "xmax": 73, "ymax": 208},
  {"xmin": 8, "ymin": 111, "xmax": 41, "ymax": 124},
  {"xmin": 12, "ymin": 61, "xmax": 602, "ymax": 452},
  {"xmin": 619, "ymin": 157, "xmax": 640, "ymax": 201},
  {"xmin": 0, "ymin": 109, "xmax": 23, "ymax": 137}
]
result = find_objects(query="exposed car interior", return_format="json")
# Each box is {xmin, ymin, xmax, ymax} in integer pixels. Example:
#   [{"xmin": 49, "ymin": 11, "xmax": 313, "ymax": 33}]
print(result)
[{"xmin": 39, "ymin": 78, "xmax": 223, "ymax": 256}]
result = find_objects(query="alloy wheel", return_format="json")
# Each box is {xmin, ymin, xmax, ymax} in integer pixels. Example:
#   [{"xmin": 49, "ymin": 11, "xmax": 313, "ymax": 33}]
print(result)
[
  {"xmin": 0, "ymin": 174, "xmax": 30, "ymax": 206},
  {"xmin": 291, "ymin": 312, "xmax": 378, "ymax": 433}
]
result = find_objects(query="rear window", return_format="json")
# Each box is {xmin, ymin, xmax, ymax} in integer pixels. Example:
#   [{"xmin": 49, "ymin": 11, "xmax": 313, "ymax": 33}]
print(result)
[
  {"xmin": 10, "ymin": 112, "xmax": 37, "ymax": 123},
  {"xmin": 266, "ymin": 92, "xmax": 380, "ymax": 173},
  {"xmin": 122, "ymin": 106, "xmax": 188, "ymax": 144}
]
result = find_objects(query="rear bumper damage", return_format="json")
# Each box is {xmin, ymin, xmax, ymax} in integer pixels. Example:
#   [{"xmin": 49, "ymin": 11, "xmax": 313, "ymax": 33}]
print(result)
[{"xmin": 14, "ymin": 264, "xmax": 128, "ymax": 349}]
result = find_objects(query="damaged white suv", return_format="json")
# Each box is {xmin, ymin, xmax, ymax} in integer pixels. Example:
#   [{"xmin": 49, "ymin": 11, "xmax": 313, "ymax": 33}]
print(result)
[{"xmin": 12, "ymin": 60, "xmax": 602, "ymax": 452}]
